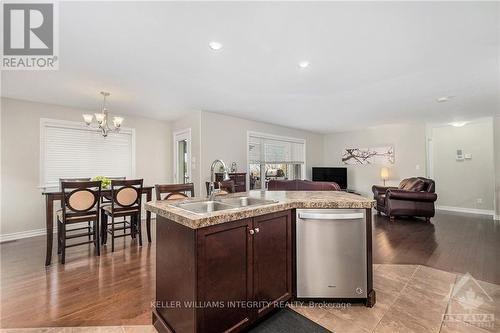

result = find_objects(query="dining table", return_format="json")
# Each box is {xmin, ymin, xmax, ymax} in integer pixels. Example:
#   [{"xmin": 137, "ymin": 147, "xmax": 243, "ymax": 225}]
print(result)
[{"xmin": 42, "ymin": 185, "xmax": 154, "ymax": 266}]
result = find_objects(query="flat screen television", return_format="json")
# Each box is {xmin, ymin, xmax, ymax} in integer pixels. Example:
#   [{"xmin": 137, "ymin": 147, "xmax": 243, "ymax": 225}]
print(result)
[{"xmin": 312, "ymin": 167, "xmax": 347, "ymax": 189}]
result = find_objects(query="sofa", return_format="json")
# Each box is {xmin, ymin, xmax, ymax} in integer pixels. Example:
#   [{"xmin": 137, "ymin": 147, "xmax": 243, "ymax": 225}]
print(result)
[
  {"xmin": 267, "ymin": 179, "xmax": 341, "ymax": 191},
  {"xmin": 372, "ymin": 177, "xmax": 437, "ymax": 222}
]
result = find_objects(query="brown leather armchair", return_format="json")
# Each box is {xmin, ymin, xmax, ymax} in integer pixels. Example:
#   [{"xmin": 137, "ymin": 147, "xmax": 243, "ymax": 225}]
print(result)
[
  {"xmin": 372, "ymin": 177, "xmax": 437, "ymax": 222},
  {"xmin": 268, "ymin": 179, "xmax": 341, "ymax": 191}
]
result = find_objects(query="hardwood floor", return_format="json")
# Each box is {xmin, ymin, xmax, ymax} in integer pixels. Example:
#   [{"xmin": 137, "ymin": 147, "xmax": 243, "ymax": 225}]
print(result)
[
  {"xmin": 373, "ymin": 211, "xmax": 500, "ymax": 284},
  {"xmin": 1, "ymin": 211, "xmax": 499, "ymax": 328},
  {"xmin": 0, "ymin": 231, "xmax": 155, "ymax": 328}
]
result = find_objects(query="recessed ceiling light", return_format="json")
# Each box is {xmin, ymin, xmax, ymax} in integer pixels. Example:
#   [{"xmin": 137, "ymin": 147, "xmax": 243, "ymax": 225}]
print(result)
[
  {"xmin": 298, "ymin": 61, "xmax": 310, "ymax": 68},
  {"xmin": 208, "ymin": 41, "xmax": 223, "ymax": 50},
  {"xmin": 449, "ymin": 121, "xmax": 468, "ymax": 127},
  {"xmin": 436, "ymin": 95, "xmax": 455, "ymax": 103}
]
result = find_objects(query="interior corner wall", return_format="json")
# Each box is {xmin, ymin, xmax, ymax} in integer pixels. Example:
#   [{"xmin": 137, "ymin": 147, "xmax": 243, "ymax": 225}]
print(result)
[
  {"xmin": 199, "ymin": 111, "xmax": 325, "ymax": 194},
  {"xmin": 323, "ymin": 123, "xmax": 427, "ymax": 196}
]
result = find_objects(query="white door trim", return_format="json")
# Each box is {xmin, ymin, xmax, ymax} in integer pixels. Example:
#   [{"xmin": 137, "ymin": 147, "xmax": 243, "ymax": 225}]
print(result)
[{"xmin": 173, "ymin": 128, "xmax": 192, "ymax": 184}]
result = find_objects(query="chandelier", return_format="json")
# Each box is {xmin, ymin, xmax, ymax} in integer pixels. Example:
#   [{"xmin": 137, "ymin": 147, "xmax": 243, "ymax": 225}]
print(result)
[{"xmin": 82, "ymin": 91, "xmax": 123, "ymax": 137}]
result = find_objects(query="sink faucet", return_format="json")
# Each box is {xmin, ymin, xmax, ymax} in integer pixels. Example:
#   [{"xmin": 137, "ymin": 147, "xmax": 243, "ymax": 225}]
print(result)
[{"xmin": 208, "ymin": 159, "xmax": 231, "ymax": 200}]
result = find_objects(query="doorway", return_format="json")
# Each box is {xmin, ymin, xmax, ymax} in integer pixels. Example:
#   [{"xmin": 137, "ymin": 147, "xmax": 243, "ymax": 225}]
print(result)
[{"xmin": 173, "ymin": 129, "xmax": 191, "ymax": 184}]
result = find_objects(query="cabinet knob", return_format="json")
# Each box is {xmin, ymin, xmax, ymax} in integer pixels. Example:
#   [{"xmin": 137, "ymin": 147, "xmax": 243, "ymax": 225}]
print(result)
[
  {"xmin": 254, "ymin": 228, "xmax": 260, "ymax": 233},
  {"xmin": 249, "ymin": 229, "xmax": 255, "ymax": 235}
]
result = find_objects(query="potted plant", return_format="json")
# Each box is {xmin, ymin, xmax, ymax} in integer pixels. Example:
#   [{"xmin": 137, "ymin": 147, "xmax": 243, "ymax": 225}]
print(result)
[{"xmin": 92, "ymin": 176, "xmax": 111, "ymax": 189}]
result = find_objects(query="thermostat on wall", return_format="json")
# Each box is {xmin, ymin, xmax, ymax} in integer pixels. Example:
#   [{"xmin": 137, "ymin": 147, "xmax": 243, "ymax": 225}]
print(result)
[{"xmin": 456, "ymin": 149, "xmax": 464, "ymax": 161}]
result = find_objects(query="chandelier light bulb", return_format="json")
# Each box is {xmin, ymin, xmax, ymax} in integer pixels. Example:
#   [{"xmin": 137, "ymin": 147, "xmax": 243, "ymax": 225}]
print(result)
[
  {"xmin": 113, "ymin": 116, "xmax": 123, "ymax": 127},
  {"xmin": 82, "ymin": 114, "xmax": 93, "ymax": 125},
  {"xmin": 94, "ymin": 113, "xmax": 105, "ymax": 124}
]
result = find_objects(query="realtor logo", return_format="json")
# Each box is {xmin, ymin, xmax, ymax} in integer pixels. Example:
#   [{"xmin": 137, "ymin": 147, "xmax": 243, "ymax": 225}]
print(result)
[
  {"xmin": 443, "ymin": 272, "xmax": 495, "ymax": 330},
  {"xmin": 2, "ymin": 1, "xmax": 58, "ymax": 70}
]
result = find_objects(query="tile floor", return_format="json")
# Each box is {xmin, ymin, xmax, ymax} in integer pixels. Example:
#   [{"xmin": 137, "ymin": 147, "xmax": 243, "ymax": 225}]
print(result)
[{"xmin": 2, "ymin": 265, "xmax": 497, "ymax": 333}]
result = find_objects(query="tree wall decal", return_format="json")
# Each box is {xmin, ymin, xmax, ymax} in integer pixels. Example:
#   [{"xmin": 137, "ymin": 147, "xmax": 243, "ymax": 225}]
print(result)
[{"xmin": 342, "ymin": 146, "xmax": 394, "ymax": 165}]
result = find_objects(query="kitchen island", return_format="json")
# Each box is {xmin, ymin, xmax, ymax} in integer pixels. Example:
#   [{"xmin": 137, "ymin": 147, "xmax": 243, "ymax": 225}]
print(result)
[{"xmin": 145, "ymin": 191, "xmax": 375, "ymax": 333}]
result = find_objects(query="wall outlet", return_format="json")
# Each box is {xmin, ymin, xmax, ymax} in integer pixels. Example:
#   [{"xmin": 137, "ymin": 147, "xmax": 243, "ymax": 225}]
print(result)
[
  {"xmin": 477, "ymin": 198, "xmax": 483, "ymax": 204},
  {"xmin": 415, "ymin": 164, "xmax": 420, "ymax": 170}
]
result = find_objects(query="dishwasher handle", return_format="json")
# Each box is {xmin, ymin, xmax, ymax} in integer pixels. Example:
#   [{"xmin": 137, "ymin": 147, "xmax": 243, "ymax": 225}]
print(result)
[{"xmin": 298, "ymin": 212, "xmax": 364, "ymax": 220}]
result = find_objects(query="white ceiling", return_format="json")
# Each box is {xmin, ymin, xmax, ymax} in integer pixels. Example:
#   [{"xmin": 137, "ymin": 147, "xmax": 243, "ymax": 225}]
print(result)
[{"xmin": 2, "ymin": 1, "xmax": 499, "ymax": 133}]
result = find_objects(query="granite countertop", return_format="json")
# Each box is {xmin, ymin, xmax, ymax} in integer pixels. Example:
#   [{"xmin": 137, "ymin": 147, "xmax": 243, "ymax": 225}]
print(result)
[{"xmin": 145, "ymin": 190, "xmax": 375, "ymax": 229}]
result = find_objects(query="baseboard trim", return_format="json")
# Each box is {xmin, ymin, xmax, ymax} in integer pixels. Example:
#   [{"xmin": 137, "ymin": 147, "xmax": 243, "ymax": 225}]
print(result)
[
  {"xmin": 0, "ymin": 227, "xmax": 55, "ymax": 243},
  {"xmin": 0, "ymin": 218, "xmax": 150, "ymax": 243},
  {"xmin": 436, "ymin": 205, "xmax": 495, "ymax": 216},
  {"xmin": 0, "ymin": 222, "xmax": 88, "ymax": 243}
]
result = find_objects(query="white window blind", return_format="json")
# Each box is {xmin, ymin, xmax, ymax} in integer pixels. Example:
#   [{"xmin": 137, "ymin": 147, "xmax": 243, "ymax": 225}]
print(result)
[
  {"xmin": 248, "ymin": 133, "xmax": 305, "ymax": 164},
  {"xmin": 248, "ymin": 137, "xmax": 262, "ymax": 164},
  {"xmin": 40, "ymin": 119, "xmax": 135, "ymax": 188}
]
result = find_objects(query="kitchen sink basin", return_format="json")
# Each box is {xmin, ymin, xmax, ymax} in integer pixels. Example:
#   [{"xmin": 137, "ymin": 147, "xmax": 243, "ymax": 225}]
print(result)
[
  {"xmin": 217, "ymin": 197, "xmax": 278, "ymax": 208},
  {"xmin": 173, "ymin": 197, "xmax": 278, "ymax": 214},
  {"xmin": 175, "ymin": 201, "xmax": 236, "ymax": 214}
]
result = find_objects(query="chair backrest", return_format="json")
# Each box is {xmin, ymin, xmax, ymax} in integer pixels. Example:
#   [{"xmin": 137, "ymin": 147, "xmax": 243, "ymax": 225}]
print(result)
[
  {"xmin": 399, "ymin": 177, "xmax": 435, "ymax": 193},
  {"xmin": 110, "ymin": 179, "xmax": 143, "ymax": 214},
  {"xmin": 60, "ymin": 181, "xmax": 101, "ymax": 221},
  {"xmin": 155, "ymin": 183, "xmax": 195, "ymax": 200},
  {"xmin": 102, "ymin": 177, "xmax": 126, "ymax": 202},
  {"xmin": 107, "ymin": 176, "xmax": 126, "ymax": 180},
  {"xmin": 205, "ymin": 180, "xmax": 235, "ymax": 196},
  {"xmin": 59, "ymin": 178, "xmax": 91, "ymax": 189}
]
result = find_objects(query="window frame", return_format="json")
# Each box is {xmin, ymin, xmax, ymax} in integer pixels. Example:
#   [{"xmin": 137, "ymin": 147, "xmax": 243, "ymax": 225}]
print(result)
[
  {"xmin": 39, "ymin": 118, "xmax": 136, "ymax": 190},
  {"xmin": 246, "ymin": 130, "xmax": 306, "ymax": 190}
]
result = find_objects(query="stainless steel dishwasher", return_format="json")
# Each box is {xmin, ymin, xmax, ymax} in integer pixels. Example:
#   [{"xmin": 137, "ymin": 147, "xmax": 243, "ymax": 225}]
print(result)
[{"xmin": 296, "ymin": 209, "xmax": 367, "ymax": 299}]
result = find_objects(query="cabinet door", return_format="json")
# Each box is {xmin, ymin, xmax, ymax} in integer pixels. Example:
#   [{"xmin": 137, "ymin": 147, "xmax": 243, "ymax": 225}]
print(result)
[
  {"xmin": 253, "ymin": 210, "xmax": 292, "ymax": 318},
  {"xmin": 196, "ymin": 218, "xmax": 253, "ymax": 333}
]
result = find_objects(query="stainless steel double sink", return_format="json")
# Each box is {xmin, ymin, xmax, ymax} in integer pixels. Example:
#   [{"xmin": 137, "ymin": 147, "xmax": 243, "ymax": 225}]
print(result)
[{"xmin": 172, "ymin": 197, "xmax": 278, "ymax": 214}]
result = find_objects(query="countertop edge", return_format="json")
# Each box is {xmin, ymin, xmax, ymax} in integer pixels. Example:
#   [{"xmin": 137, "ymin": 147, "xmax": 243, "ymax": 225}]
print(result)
[{"xmin": 145, "ymin": 195, "xmax": 375, "ymax": 230}]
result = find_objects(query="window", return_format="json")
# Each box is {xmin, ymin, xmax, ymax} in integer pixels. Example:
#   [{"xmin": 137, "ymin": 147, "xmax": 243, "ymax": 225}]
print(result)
[
  {"xmin": 40, "ymin": 118, "xmax": 135, "ymax": 188},
  {"xmin": 248, "ymin": 131, "xmax": 306, "ymax": 190}
]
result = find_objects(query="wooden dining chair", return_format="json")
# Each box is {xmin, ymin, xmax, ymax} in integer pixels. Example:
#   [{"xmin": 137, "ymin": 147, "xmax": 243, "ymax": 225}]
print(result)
[
  {"xmin": 57, "ymin": 181, "xmax": 101, "ymax": 264},
  {"xmin": 59, "ymin": 178, "xmax": 92, "ymax": 240},
  {"xmin": 155, "ymin": 183, "xmax": 195, "ymax": 200},
  {"xmin": 101, "ymin": 179, "xmax": 143, "ymax": 252},
  {"xmin": 101, "ymin": 177, "xmax": 128, "ymax": 225},
  {"xmin": 205, "ymin": 180, "xmax": 236, "ymax": 196}
]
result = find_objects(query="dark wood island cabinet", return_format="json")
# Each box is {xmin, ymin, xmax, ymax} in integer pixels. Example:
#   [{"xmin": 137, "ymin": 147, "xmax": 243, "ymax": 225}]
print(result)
[
  {"xmin": 153, "ymin": 210, "xmax": 292, "ymax": 333},
  {"xmin": 146, "ymin": 190, "xmax": 375, "ymax": 333}
]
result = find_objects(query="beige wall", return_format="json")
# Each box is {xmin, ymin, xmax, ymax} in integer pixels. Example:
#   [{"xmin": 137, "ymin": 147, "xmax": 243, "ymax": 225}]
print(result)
[
  {"xmin": 494, "ymin": 116, "xmax": 500, "ymax": 219},
  {"xmin": 0, "ymin": 98, "xmax": 172, "ymax": 236},
  {"xmin": 431, "ymin": 119, "xmax": 494, "ymax": 211},
  {"xmin": 323, "ymin": 123, "xmax": 427, "ymax": 196},
  {"xmin": 199, "ymin": 111, "xmax": 325, "ymax": 194}
]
